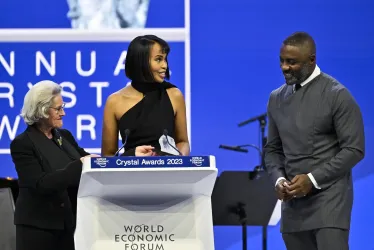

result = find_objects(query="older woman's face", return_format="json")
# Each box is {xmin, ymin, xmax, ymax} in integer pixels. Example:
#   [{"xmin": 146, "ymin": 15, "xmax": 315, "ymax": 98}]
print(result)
[{"xmin": 46, "ymin": 94, "xmax": 65, "ymax": 128}]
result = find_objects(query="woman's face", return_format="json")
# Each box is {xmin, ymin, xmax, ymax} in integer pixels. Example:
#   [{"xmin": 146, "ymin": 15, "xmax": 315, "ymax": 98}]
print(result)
[
  {"xmin": 149, "ymin": 43, "xmax": 168, "ymax": 83},
  {"xmin": 45, "ymin": 94, "xmax": 65, "ymax": 129}
]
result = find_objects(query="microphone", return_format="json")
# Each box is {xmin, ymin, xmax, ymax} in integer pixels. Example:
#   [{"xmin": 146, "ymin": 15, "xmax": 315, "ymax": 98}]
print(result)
[
  {"xmin": 219, "ymin": 144, "xmax": 249, "ymax": 153},
  {"xmin": 163, "ymin": 129, "xmax": 182, "ymax": 156},
  {"xmin": 114, "ymin": 129, "xmax": 130, "ymax": 156},
  {"xmin": 238, "ymin": 112, "xmax": 267, "ymax": 127}
]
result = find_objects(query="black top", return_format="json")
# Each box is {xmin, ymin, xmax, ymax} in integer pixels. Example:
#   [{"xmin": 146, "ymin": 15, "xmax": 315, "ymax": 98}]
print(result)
[
  {"xmin": 10, "ymin": 125, "xmax": 89, "ymax": 230},
  {"xmin": 118, "ymin": 81, "xmax": 177, "ymax": 156}
]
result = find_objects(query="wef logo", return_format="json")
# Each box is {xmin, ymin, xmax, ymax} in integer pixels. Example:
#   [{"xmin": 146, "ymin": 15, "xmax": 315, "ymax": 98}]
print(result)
[{"xmin": 93, "ymin": 158, "xmax": 109, "ymax": 168}]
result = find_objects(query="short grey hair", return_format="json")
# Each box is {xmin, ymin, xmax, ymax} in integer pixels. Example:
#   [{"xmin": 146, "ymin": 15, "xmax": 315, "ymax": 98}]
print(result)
[{"xmin": 20, "ymin": 80, "xmax": 62, "ymax": 125}]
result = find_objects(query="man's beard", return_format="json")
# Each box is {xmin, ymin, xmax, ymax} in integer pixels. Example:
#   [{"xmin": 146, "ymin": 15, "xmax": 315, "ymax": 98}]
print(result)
[{"xmin": 284, "ymin": 65, "xmax": 311, "ymax": 85}]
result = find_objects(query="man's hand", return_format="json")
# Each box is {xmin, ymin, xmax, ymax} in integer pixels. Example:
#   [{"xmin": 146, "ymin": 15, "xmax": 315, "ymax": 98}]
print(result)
[
  {"xmin": 276, "ymin": 179, "xmax": 293, "ymax": 201},
  {"xmin": 286, "ymin": 174, "xmax": 313, "ymax": 198}
]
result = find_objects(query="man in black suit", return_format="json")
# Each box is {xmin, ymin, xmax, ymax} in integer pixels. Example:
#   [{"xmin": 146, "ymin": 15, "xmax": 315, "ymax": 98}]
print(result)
[
  {"xmin": 10, "ymin": 80, "xmax": 99, "ymax": 250},
  {"xmin": 264, "ymin": 32, "xmax": 365, "ymax": 250}
]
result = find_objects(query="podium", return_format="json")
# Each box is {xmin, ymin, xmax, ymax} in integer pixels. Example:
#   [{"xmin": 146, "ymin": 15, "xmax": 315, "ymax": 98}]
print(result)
[{"xmin": 74, "ymin": 156, "xmax": 218, "ymax": 250}]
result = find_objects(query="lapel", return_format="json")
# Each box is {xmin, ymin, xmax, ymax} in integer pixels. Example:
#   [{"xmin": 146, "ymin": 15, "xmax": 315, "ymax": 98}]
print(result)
[
  {"xmin": 283, "ymin": 84, "xmax": 294, "ymax": 100},
  {"xmin": 26, "ymin": 126, "xmax": 72, "ymax": 172},
  {"xmin": 55, "ymin": 129, "xmax": 81, "ymax": 160}
]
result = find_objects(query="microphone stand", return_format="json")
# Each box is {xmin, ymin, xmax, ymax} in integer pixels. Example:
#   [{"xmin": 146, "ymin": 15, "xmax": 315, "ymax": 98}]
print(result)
[
  {"xmin": 219, "ymin": 144, "xmax": 261, "ymax": 154},
  {"xmin": 219, "ymin": 113, "xmax": 269, "ymax": 250},
  {"xmin": 219, "ymin": 141, "xmax": 268, "ymax": 250},
  {"xmin": 237, "ymin": 113, "xmax": 268, "ymax": 250},
  {"xmin": 238, "ymin": 113, "xmax": 267, "ymax": 172}
]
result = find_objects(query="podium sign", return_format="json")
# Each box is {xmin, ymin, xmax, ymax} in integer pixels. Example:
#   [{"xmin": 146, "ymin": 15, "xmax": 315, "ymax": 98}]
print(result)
[{"xmin": 75, "ymin": 156, "xmax": 217, "ymax": 250}]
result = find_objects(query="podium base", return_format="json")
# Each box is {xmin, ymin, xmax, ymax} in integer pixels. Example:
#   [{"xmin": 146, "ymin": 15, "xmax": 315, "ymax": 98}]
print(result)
[
  {"xmin": 75, "ymin": 196, "xmax": 215, "ymax": 250},
  {"xmin": 86, "ymin": 240, "xmax": 204, "ymax": 250}
]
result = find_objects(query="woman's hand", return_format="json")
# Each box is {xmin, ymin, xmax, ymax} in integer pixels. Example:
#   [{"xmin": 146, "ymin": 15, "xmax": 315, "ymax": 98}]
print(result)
[
  {"xmin": 135, "ymin": 146, "xmax": 155, "ymax": 156},
  {"xmin": 80, "ymin": 154, "xmax": 101, "ymax": 163}
]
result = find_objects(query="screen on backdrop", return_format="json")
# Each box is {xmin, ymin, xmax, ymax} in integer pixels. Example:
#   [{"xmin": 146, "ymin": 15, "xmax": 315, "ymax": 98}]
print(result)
[
  {"xmin": 0, "ymin": 0, "xmax": 185, "ymax": 29},
  {"xmin": 0, "ymin": 0, "xmax": 189, "ymax": 178}
]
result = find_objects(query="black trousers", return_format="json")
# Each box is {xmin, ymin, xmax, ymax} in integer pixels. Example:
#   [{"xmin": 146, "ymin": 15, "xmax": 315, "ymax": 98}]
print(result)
[
  {"xmin": 282, "ymin": 228, "xmax": 349, "ymax": 250},
  {"xmin": 16, "ymin": 224, "xmax": 75, "ymax": 250}
]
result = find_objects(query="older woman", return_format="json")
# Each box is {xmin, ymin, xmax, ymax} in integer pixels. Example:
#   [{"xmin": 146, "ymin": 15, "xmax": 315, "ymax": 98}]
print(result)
[{"xmin": 10, "ymin": 80, "xmax": 99, "ymax": 250}]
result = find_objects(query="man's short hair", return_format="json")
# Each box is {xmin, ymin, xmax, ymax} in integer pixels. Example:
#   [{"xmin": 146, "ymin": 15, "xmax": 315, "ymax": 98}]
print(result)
[{"xmin": 283, "ymin": 31, "xmax": 316, "ymax": 54}]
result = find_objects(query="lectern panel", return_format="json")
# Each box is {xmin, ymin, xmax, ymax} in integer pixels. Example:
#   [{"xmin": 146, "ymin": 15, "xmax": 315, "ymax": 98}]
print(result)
[{"xmin": 75, "ymin": 155, "xmax": 217, "ymax": 250}]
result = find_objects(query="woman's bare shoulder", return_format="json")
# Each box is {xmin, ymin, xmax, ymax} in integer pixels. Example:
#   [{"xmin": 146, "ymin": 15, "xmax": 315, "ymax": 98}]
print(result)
[
  {"xmin": 105, "ymin": 85, "xmax": 133, "ymax": 106},
  {"xmin": 167, "ymin": 87, "xmax": 184, "ymax": 100}
]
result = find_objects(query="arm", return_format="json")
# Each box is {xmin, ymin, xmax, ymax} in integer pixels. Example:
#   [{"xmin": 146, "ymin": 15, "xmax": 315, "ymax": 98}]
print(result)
[
  {"xmin": 101, "ymin": 94, "xmax": 121, "ymax": 156},
  {"xmin": 60, "ymin": 129, "xmax": 90, "ymax": 156},
  {"xmin": 10, "ymin": 137, "xmax": 83, "ymax": 194},
  {"xmin": 172, "ymin": 89, "xmax": 190, "ymax": 156},
  {"xmin": 311, "ymin": 88, "xmax": 365, "ymax": 188},
  {"xmin": 264, "ymin": 96, "xmax": 287, "ymax": 185}
]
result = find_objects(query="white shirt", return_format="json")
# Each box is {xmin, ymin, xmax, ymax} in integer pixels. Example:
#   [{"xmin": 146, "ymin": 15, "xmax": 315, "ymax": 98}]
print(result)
[
  {"xmin": 275, "ymin": 65, "xmax": 322, "ymax": 190},
  {"xmin": 293, "ymin": 65, "xmax": 321, "ymax": 92}
]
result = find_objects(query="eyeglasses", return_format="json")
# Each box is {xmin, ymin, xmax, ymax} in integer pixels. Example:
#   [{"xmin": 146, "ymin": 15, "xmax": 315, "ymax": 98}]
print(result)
[{"xmin": 49, "ymin": 103, "xmax": 66, "ymax": 113}]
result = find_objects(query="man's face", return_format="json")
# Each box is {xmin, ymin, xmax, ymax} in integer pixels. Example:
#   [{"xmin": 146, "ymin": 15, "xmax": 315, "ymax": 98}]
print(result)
[{"xmin": 280, "ymin": 44, "xmax": 315, "ymax": 85}]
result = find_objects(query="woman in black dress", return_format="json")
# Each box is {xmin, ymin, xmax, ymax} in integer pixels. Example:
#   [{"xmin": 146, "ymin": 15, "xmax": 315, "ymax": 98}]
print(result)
[{"xmin": 101, "ymin": 35, "xmax": 190, "ymax": 156}]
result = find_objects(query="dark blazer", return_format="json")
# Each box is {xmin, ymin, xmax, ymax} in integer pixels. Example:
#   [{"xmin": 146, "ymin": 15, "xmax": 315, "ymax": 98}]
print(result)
[
  {"xmin": 10, "ymin": 125, "xmax": 89, "ymax": 230},
  {"xmin": 264, "ymin": 73, "xmax": 365, "ymax": 233}
]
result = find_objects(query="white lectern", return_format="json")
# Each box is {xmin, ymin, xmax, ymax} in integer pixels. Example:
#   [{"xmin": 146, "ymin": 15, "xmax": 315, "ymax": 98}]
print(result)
[{"xmin": 74, "ymin": 156, "xmax": 217, "ymax": 250}]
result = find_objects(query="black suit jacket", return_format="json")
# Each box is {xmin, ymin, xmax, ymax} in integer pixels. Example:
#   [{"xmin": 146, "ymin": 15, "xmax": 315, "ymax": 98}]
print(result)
[{"xmin": 10, "ymin": 126, "xmax": 90, "ymax": 230}]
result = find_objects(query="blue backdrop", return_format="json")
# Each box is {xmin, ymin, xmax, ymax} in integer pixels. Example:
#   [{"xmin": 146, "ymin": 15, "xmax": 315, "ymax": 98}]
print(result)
[
  {"xmin": 0, "ymin": 42, "xmax": 185, "ymax": 157},
  {"xmin": 1, "ymin": 0, "xmax": 374, "ymax": 249}
]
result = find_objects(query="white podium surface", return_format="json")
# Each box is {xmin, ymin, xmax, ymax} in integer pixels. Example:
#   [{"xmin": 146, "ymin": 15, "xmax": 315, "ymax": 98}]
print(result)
[{"xmin": 75, "ymin": 156, "xmax": 217, "ymax": 250}]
